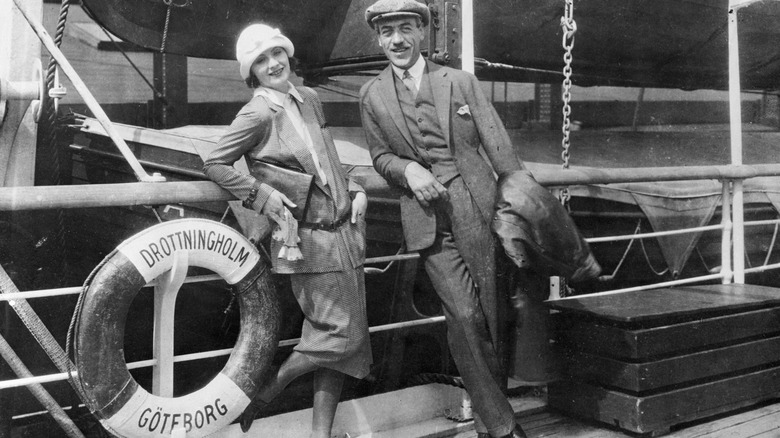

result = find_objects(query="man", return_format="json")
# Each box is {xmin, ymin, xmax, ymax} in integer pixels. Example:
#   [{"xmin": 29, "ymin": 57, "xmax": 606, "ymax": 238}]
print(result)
[{"xmin": 359, "ymin": 1, "xmax": 528, "ymax": 437}]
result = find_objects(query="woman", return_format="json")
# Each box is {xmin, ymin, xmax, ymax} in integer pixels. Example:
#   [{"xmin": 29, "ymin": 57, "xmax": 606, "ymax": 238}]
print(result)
[{"xmin": 203, "ymin": 23, "xmax": 372, "ymax": 437}]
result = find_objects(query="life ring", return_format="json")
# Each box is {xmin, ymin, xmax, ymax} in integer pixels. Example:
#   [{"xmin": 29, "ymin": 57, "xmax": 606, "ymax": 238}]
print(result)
[{"xmin": 71, "ymin": 218, "xmax": 280, "ymax": 437}]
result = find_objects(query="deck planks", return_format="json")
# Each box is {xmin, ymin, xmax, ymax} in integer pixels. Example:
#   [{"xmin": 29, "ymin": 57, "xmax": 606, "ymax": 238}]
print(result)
[
  {"xmin": 662, "ymin": 401, "xmax": 780, "ymax": 438},
  {"xmin": 450, "ymin": 400, "xmax": 780, "ymax": 437}
]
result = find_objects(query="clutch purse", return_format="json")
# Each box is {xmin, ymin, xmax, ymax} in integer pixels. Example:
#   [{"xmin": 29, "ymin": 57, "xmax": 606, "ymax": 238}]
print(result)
[{"xmin": 249, "ymin": 159, "xmax": 314, "ymax": 221}]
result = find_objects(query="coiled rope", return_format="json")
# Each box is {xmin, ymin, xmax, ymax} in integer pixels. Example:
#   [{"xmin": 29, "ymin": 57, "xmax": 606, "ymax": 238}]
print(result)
[
  {"xmin": 38, "ymin": 0, "xmax": 71, "ymax": 284},
  {"xmin": 407, "ymin": 373, "xmax": 464, "ymax": 388}
]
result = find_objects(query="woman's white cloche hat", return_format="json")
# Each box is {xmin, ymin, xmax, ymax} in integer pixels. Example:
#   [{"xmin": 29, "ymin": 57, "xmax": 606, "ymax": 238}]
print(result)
[{"xmin": 236, "ymin": 24, "xmax": 295, "ymax": 80}]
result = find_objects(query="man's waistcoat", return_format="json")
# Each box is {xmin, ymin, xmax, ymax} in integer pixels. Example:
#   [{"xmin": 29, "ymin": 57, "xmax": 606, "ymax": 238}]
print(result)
[{"xmin": 394, "ymin": 72, "xmax": 460, "ymax": 184}]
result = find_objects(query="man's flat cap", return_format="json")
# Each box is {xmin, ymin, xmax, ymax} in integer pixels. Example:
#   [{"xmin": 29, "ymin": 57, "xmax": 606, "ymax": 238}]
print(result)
[{"xmin": 365, "ymin": 0, "xmax": 430, "ymax": 29}]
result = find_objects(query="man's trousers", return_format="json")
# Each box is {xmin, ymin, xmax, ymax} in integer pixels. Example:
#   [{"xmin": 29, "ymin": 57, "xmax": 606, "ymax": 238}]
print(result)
[{"xmin": 420, "ymin": 176, "xmax": 515, "ymax": 437}]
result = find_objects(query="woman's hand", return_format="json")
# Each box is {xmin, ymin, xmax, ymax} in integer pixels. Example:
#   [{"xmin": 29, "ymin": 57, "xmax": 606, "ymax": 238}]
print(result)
[
  {"xmin": 261, "ymin": 189, "xmax": 297, "ymax": 224},
  {"xmin": 351, "ymin": 192, "xmax": 367, "ymax": 224}
]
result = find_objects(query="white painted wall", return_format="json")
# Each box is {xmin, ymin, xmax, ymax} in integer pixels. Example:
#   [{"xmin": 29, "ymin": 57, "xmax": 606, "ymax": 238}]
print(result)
[{"xmin": 0, "ymin": 0, "xmax": 41, "ymax": 187}]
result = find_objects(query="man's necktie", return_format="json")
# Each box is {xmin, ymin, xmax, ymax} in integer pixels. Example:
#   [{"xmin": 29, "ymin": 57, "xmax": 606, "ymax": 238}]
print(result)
[{"xmin": 402, "ymin": 70, "xmax": 418, "ymax": 97}]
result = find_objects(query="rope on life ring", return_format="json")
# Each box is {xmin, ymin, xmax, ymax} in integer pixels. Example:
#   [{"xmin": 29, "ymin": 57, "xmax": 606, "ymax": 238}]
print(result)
[{"xmin": 69, "ymin": 218, "xmax": 280, "ymax": 438}]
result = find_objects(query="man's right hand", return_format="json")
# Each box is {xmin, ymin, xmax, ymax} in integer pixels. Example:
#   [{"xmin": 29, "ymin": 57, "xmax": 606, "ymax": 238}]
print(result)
[{"xmin": 404, "ymin": 162, "xmax": 449, "ymax": 207}]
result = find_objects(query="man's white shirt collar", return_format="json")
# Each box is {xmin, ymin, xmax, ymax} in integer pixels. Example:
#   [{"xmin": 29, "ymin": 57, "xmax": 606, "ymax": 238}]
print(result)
[{"xmin": 392, "ymin": 56, "xmax": 425, "ymax": 90}]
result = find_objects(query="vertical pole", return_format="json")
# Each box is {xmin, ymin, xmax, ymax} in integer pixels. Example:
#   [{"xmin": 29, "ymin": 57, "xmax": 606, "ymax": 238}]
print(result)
[
  {"xmin": 152, "ymin": 52, "xmax": 188, "ymax": 129},
  {"xmin": 720, "ymin": 181, "xmax": 733, "ymax": 284},
  {"xmin": 153, "ymin": 252, "xmax": 188, "ymax": 397},
  {"xmin": 1, "ymin": 0, "xmax": 40, "ymax": 188},
  {"xmin": 732, "ymin": 180, "xmax": 745, "ymax": 283},
  {"xmin": 461, "ymin": 0, "xmax": 474, "ymax": 74},
  {"xmin": 632, "ymin": 87, "xmax": 645, "ymax": 132},
  {"xmin": 728, "ymin": 5, "xmax": 745, "ymax": 283},
  {"xmin": 550, "ymin": 82, "xmax": 563, "ymax": 131},
  {"xmin": 548, "ymin": 276, "xmax": 561, "ymax": 301},
  {"xmin": 503, "ymin": 81, "xmax": 509, "ymax": 126}
]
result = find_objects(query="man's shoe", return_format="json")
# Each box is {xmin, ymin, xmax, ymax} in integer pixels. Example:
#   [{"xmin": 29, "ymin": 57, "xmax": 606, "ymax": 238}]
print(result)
[
  {"xmin": 505, "ymin": 424, "xmax": 528, "ymax": 438},
  {"xmin": 477, "ymin": 423, "xmax": 527, "ymax": 438},
  {"xmin": 239, "ymin": 397, "xmax": 267, "ymax": 433}
]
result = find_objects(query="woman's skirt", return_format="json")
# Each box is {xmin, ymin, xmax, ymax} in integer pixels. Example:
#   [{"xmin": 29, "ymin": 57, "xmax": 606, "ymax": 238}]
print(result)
[{"xmin": 289, "ymin": 264, "xmax": 372, "ymax": 379}]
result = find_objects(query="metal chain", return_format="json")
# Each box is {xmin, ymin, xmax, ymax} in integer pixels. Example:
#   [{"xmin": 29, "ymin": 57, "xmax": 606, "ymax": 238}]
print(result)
[
  {"xmin": 161, "ymin": 0, "xmax": 190, "ymax": 52},
  {"xmin": 160, "ymin": 1, "xmax": 174, "ymax": 53},
  {"xmin": 559, "ymin": 0, "xmax": 577, "ymax": 206},
  {"xmin": 158, "ymin": 0, "xmax": 189, "ymax": 126},
  {"xmin": 560, "ymin": 276, "xmax": 572, "ymax": 298},
  {"xmin": 557, "ymin": 0, "xmax": 578, "ymax": 298}
]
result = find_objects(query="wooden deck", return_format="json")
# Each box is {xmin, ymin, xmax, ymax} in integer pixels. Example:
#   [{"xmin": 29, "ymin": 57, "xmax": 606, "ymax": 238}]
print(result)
[
  {"xmin": 355, "ymin": 392, "xmax": 780, "ymax": 438},
  {"xmin": 519, "ymin": 402, "xmax": 780, "ymax": 438},
  {"xmin": 445, "ymin": 398, "xmax": 780, "ymax": 438}
]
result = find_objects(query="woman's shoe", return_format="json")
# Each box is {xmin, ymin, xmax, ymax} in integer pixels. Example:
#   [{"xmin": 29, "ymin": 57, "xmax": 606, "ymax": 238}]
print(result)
[
  {"xmin": 239, "ymin": 397, "xmax": 268, "ymax": 433},
  {"xmin": 483, "ymin": 424, "xmax": 528, "ymax": 438}
]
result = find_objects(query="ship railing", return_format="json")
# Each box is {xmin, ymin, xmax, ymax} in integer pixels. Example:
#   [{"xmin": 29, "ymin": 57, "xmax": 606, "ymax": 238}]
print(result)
[
  {"xmin": 4, "ymin": 163, "xmax": 780, "ymax": 398},
  {"xmin": 572, "ymin": 217, "xmax": 780, "ymax": 298},
  {"xmin": 530, "ymin": 163, "xmax": 780, "ymax": 298},
  {"xmin": 0, "ymin": 259, "xmax": 443, "ymax": 394},
  {"xmin": 3, "ymin": 0, "xmax": 775, "ymax": 431}
]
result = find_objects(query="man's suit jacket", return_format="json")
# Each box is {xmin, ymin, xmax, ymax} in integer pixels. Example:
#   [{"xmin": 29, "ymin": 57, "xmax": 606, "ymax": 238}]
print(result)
[
  {"xmin": 359, "ymin": 60, "xmax": 525, "ymax": 252},
  {"xmin": 204, "ymin": 86, "xmax": 365, "ymax": 274}
]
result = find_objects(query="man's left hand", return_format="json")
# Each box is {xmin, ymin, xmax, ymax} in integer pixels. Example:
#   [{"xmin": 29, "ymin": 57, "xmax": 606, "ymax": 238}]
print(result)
[{"xmin": 351, "ymin": 192, "xmax": 368, "ymax": 223}]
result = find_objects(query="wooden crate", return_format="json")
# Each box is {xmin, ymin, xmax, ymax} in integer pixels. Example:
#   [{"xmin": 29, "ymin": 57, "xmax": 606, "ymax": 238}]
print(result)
[{"xmin": 547, "ymin": 284, "xmax": 780, "ymax": 436}]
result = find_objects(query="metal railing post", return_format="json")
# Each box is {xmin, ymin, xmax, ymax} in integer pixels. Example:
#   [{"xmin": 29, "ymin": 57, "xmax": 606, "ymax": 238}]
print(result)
[
  {"xmin": 733, "ymin": 179, "xmax": 746, "ymax": 283},
  {"xmin": 727, "ymin": 0, "xmax": 759, "ymax": 284},
  {"xmin": 461, "ymin": 0, "xmax": 474, "ymax": 74},
  {"xmin": 721, "ymin": 181, "xmax": 733, "ymax": 284},
  {"xmin": 152, "ymin": 251, "xmax": 188, "ymax": 397}
]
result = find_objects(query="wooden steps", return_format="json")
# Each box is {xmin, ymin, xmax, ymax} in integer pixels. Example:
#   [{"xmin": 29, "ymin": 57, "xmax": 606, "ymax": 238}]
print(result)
[{"xmin": 547, "ymin": 284, "xmax": 780, "ymax": 436}]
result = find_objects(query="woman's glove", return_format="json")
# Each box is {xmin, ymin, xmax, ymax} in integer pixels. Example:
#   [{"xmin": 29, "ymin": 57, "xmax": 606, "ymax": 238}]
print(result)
[{"xmin": 270, "ymin": 208, "xmax": 303, "ymax": 261}]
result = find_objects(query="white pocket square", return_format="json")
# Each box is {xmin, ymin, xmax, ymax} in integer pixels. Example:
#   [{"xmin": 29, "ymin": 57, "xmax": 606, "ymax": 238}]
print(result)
[{"xmin": 457, "ymin": 105, "xmax": 471, "ymax": 116}]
